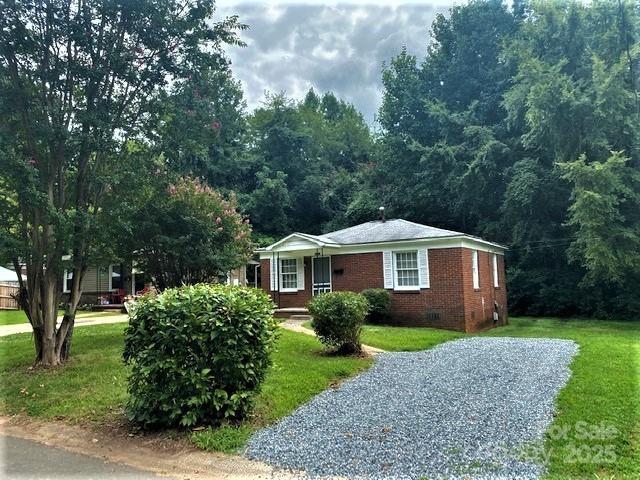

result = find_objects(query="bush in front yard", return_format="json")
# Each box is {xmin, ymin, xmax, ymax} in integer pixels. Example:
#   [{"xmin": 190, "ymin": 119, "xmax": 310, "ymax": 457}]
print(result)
[
  {"xmin": 308, "ymin": 291, "xmax": 369, "ymax": 354},
  {"xmin": 361, "ymin": 288, "xmax": 391, "ymax": 324},
  {"xmin": 123, "ymin": 284, "xmax": 277, "ymax": 429}
]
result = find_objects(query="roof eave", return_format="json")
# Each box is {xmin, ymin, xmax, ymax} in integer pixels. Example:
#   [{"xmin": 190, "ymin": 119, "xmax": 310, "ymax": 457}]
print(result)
[
  {"xmin": 326, "ymin": 234, "xmax": 508, "ymax": 250},
  {"xmin": 262, "ymin": 232, "xmax": 341, "ymax": 252}
]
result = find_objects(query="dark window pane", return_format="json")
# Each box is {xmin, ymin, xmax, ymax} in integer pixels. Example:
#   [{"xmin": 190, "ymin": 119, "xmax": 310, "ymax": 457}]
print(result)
[{"xmin": 111, "ymin": 265, "xmax": 123, "ymax": 289}]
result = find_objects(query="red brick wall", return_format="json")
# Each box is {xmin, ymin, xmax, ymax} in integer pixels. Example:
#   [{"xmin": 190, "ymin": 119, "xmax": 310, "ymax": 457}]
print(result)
[
  {"xmin": 261, "ymin": 248, "xmax": 508, "ymax": 332},
  {"xmin": 332, "ymin": 250, "xmax": 467, "ymax": 330},
  {"xmin": 460, "ymin": 249, "xmax": 509, "ymax": 332},
  {"xmin": 331, "ymin": 252, "xmax": 384, "ymax": 291}
]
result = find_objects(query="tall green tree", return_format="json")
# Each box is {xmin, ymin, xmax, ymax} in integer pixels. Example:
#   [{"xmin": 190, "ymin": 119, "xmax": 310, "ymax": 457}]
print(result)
[
  {"xmin": 157, "ymin": 67, "xmax": 249, "ymax": 190},
  {"xmin": 0, "ymin": 0, "xmax": 245, "ymax": 366},
  {"xmin": 364, "ymin": 0, "xmax": 640, "ymax": 318},
  {"xmin": 561, "ymin": 152, "xmax": 640, "ymax": 284},
  {"xmin": 244, "ymin": 90, "xmax": 373, "ymax": 238}
]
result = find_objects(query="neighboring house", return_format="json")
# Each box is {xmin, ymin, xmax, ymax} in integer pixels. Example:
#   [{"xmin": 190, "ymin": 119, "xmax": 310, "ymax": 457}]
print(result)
[
  {"xmin": 227, "ymin": 260, "xmax": 261, "ymax": 287},
  {"xmin": 258, "ymin": 219, "xmax": 508, "ymax": 332},
  {"xmin": 0, "ymin": 266, "xmax": 25, "ymax": 286},
  {"xmin": 60, "ymin": 263, "xmax": 254, "ymax": 306},
  {"xmin": 61, "ymin": 264, "xmax": 148, "ymax": 305}
]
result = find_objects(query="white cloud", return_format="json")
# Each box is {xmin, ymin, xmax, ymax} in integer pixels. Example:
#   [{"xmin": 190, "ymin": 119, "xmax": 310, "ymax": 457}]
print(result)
[{"xmin": 217, "ymin": 2, "xmax": 452, "ymax": 123}]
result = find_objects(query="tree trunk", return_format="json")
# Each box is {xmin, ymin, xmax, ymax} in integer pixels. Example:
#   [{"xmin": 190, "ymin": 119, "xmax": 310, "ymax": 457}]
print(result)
[{"xmin": 25, "ymin": 262, "xmax": 83, "ymax": 367}]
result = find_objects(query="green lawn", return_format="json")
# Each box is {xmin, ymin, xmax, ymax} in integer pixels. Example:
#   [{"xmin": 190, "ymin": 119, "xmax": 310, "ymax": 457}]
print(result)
[
  {"xmin": 0, "ymin": 310, "xmax": 30, "ymax": 326},
  {"xmin": 0, "ymin": 323, "xmax": 371, "ymax": 453},
  {"xmin": 1, "ymin": 316, "xmax": 637, "ymax": 477},
  {"xmin": 0, "ymin": 323, "xmax": 130, "ymax": 421},
  {"xmin": 0, "ymin": 309, "xmax": 121, "ymax": 326},
  {"xmin": 359, "ymin": 317, "xmax": 640, "ymax": 479},
  {"xmin": 361, "ymin": 324, "xmax": 464, "ymax": 351},
  {"xmin": 304, "ymin": 320, "xmax": 465, "ymax": 351}
]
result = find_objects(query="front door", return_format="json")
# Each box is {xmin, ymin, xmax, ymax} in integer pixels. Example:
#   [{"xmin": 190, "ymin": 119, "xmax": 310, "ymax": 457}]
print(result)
[{"xmin": 312, "ymin": 256, "xmax": 331, "ymax": 295}]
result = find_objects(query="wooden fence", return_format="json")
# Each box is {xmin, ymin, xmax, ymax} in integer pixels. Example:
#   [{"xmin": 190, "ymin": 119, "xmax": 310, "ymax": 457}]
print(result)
[{"xmin": 0, "ymin": 283, "xmax": 19, "ymax": 310}]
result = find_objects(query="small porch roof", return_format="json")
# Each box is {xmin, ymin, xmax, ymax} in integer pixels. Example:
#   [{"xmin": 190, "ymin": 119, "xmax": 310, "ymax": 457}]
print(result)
[{"xmin": 258, "ymin": 232, "xmax": 341, "ymax": 253}]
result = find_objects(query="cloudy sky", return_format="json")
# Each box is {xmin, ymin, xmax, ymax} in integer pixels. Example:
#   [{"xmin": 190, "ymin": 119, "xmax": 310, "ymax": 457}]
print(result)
[{"xmin": 216, "ymin": 1, "xmax": 457, "ymax": 123}]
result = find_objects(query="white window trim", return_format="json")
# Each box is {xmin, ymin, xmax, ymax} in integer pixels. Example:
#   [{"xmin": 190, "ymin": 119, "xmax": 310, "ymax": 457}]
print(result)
[
  {"xmin": 279, "ymin": 258, "xmax": 298, "ymax": 293},
  {"xmin": 131, "ymin": 271, "xmax": 136, "ymax": 295},
  {"xmin": 472, "ymin": 250, "xmax": 480, "ymax": 290},
  {"xmin": 62, "ymin": 269, "xmax": 72, "ymax": 293},
  {"xmin": 393, "ymin": 250, "xmax": 420, "ymax": 291},
  {"xmin": 492, "ymin": 253, "xmax": 499, "ymax": 288}
]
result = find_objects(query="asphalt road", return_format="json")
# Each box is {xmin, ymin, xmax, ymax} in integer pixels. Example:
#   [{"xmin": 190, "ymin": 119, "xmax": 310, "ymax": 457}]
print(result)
[{"xmin": 1, "ymin": 435, "xmax": 164, "ymax": 479}]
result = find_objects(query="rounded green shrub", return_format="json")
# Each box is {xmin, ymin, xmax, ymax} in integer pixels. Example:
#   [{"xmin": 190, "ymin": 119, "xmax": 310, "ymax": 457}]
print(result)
[
  {"xmin": 308, "ymin": 291, "xmax": 369, "ymax": 354},
  {"xmin": 123, "ymin": 284, "xmax": 277, "ymax": 429},
  {"xmin": 361, "ymin": 288, "xmax": 392, "ymax": 324}
]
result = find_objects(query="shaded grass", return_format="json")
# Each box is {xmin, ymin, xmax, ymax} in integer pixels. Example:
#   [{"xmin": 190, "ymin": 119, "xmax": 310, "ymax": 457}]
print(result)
[
  {"xmin": 0, "ymin": 323, "xmax": 129, "ymax": 421},
  {"xmin": 358, "ymin": 317, "xmax": 640, "ymax": 479},
  {"xmin": 0, "ymin": 324, "xmax": 371, "ymax": 454},
  {"xmin": 0, "ymin": 309, "xmax": 121, "ymax": 326}
]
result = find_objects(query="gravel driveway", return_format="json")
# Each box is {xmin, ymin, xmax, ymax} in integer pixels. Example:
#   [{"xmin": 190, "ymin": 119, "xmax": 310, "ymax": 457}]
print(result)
[{"xmin": 245, "ymin": 337, "xmax": 578, "ymax": 479}]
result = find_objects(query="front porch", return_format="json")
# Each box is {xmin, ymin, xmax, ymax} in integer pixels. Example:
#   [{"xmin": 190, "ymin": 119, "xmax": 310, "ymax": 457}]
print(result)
[{"xmin": 92, "ymin": 303, "xmax": 127, "ymax": 313}]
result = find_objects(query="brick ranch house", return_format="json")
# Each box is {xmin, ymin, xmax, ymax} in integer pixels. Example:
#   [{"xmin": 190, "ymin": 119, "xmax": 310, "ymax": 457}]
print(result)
[{"xmin": 258, "ymin": 219, "xmax": 508, "ymax": 332}]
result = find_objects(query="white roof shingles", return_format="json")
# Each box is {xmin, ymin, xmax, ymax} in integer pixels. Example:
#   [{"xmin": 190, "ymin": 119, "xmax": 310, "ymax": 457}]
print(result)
[{"xmin": 320, "ymin": 219, "xmax": 464, "ymax": 245}]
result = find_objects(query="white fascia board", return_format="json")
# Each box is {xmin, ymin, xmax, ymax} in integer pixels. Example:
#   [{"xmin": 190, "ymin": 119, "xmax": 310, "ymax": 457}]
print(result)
[
  {"xmin": 259, "ymin": 235, "xmax": 506, "ymax": 259},
  {"xmin": 264, "ymin": 233, "xmax": 336, "ymax": 251},
  {"xmin": 258, "ymin": 248, "xmax": 339, "ymax": 260},
  {"xmin": 326, "ymin": 236, "xmax": 507, "ymax": 255}
]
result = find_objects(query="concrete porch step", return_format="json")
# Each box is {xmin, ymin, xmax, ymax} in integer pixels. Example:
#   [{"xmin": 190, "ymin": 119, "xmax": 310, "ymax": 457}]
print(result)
[
  {"xmin": 290, "ymin": 314, "xmax": 313, "ymax": 322},
  {"xmin": 275, "ymin": 307, "xmax": 309, "ymax": 319}
]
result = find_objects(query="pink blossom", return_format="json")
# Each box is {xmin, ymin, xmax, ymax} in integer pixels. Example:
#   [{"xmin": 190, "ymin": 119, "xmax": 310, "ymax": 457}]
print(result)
[{"xmin": 215, "ymin": 217, "xmax": 222, "ymax": 224}]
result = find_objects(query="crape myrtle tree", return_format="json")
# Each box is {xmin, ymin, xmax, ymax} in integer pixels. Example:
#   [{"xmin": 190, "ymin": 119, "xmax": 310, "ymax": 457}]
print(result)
[
  {"xmin": 0, "ymin": 0, "xmax": 246, "ymax": 366},
  {"xmin": 131, "ymin": 176, "xmax": 254, "ymax": 291}
]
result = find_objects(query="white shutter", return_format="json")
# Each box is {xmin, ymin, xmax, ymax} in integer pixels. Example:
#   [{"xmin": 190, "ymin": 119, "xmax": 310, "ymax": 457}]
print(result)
[
  {"xmin": 269, "ymin": 258, "xmax": 277, "ymax": 291},
  {"xmin": 418, "ymin": 249, "xmax": 429, "ymax": 288},
  {"xmin": 383, "ymin": 251, "xmax": 394, "ymax": 289},
  {"xmin": 296, "ymin": 258, "xmax": 304, "ymax": 290},
  {"xmin": 472, "ymin": 250, "xmax": 480, "ymax": 289}
]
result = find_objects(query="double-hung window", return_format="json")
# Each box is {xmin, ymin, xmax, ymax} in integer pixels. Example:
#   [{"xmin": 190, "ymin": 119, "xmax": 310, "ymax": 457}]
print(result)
[
  {"xmin": 394, "ymin": 251, "xmax": 420, "ymax": 289},
  {"xmin": 472, "ymin": 250, "xmax": 480, "ymax": 289},
  {"xmin": 63, "ymin": 270, "xmax": 73, "ymax": 293},
  {"xmin": 492, "ymin": 254, "xmax": 499, "ymax": 288},
  {"xmin": 280, "ymin": 258, "xmax": 298, "ymax": 291},
  {"xmin": 109, "ymin": 264, "xmax": 123, "ymax": 290}
]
